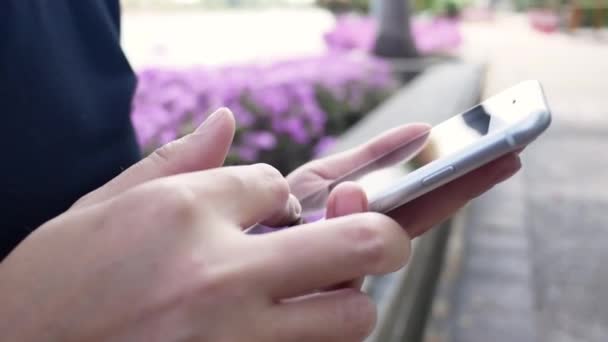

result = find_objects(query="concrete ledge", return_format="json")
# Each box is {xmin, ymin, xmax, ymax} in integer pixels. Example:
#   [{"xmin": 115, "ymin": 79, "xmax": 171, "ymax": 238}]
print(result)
[
  {"xmin": 422, "ymin": 210, "xmax": 469, "ymax": 342},
  {"xmin": 367, "ymin": 222, "xmax": 452, "ymax": 342}
]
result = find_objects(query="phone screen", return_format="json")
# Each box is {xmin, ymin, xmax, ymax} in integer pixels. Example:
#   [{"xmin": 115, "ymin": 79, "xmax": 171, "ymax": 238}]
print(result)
[{"xmin": 298, "ymin": 99, "xmax": 525, "ymax": 220}]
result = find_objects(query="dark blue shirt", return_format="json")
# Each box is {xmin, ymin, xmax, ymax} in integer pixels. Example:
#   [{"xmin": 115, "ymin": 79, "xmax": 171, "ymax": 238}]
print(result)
[{"xmin": 0, "ymin": 1, "xmax": 141, "ymax": 259}]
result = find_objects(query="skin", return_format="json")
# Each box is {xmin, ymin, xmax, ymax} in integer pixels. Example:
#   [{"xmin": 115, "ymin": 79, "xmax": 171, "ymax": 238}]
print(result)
[{"xmin": 0, "ymin": 108, "xmax": 520, "ymax": 341}]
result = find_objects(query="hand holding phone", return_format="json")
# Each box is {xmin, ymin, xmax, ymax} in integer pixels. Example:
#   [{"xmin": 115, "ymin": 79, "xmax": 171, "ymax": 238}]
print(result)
[{"xmin": 248, "ymin": 80, "xmax": 551, "ymax": 234}]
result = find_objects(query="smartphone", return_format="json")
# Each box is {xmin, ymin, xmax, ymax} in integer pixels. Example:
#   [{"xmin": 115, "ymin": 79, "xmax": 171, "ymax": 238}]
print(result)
[{"xmin": 248, "ymin": 80, "xmax": 551, "ymax": 233}]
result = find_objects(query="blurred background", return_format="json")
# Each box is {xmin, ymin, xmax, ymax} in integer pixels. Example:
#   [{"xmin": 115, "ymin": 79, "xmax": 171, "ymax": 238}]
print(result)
[{"xmin": 121, "ymin": 0, "xmax": 607, "ymax": 341}]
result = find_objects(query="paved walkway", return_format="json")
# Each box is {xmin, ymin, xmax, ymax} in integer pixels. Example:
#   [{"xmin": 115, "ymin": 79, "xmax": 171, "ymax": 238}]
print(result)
[
  {"xmin": 121, "ymin": 8, "xmax": 333, "ymax": 68},
  {"xmin": 429, "ymin": 14, "xmax": 608, "ymax": 342}
]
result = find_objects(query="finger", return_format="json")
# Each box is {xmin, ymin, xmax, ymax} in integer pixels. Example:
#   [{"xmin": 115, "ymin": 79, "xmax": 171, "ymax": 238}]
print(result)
[
  {"xmin": 73, "ymin": 108, "xmax": 236, "ymax": 208},
  {"xmin": 349, "ymin": 277, "xmax": 366, "ymax": 290},
  {"xmin": 259, "ymin": 194, "xmax": 302, "ymax": 228},
  {"xmin": 247, "ymin": 182, "xmax": 363, "ymax": 232},
  {"xmin": 171, "ymin": 163, "xmax": 293, "ymax": 229},
  {"xmin": 325, "ymin": 182, "xmax": 368, "ymax": 290},
  {"xmin": 325, "ymin": 272, "xmax": 366, "ymax": 292},
  {"xmin": 270, "ymin": 289, "xmax": 376, "ymax": 342},
  {"xmin": 325, "ymin": 182, "xmax": 368, "ymax": 219},
  {"xmin": 288, "ymin": 123, "xmax": 430, "ymax": 196},
  {"xmin": 253, "ymin": 213, "xmax": 410, "ymax": 299},
  {"xmin": 390, "ymin": 153, "xmax": 522, "ymax": 238}
]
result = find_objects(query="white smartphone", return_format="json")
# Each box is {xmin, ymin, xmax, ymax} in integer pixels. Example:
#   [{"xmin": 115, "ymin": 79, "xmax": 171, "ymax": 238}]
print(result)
[{"xmin": 248, "ymin": 80, "xmax": 551, "ymax": 233}]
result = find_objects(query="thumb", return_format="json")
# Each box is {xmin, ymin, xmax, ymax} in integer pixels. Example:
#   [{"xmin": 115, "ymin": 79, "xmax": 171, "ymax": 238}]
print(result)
[
  {"xmin": 74, "ymin": 108, "xmax": 236, "ymax": 208},
  {"xmin": 325, "ymin": 182, "xmax": 368, "ymax": 219},
  {"xmin": 325, "ymin": 182, "xmax": 368, "ymax": 290}
]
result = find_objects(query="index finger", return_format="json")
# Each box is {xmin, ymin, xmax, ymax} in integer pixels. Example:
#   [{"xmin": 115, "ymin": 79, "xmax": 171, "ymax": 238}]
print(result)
[
  {"xmin": 165, "ymin": 163, "xmax": 296, "ymax": 229},
  {"xmin": 289, "ymin": 124, "xmax": 431, "ymax": 194}
]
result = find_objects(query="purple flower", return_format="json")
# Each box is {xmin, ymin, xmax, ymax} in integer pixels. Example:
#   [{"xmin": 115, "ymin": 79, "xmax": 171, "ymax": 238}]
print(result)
[
  {"xmin": 277, "ymin": 117, "xmax": 310, "ymax": 145},
  {"xmin": 314, "ymin": 136, "xmax": 337, "ymax": 158},
  {"xmin": 324, "ymin": 14, "xmax": 377, "ymax": 52},
  {"xmin": 242, "ymin": 131, "xmax": 277, "ymax": 150},
  {"xmin": 302, "ymin": 104, "xmax": 326, "ymax": 135},
  {"xmin": 130, "ymin": 52, "xmax": 397, "ymax": 173},
  {"xmin": 158, "ymin": 129, "xmax": 177, "ymax": 146},
  {"xmin": 249, "ymin": 86, "xmax": 290, "ymax": 116},
  {"xmin": 230, "ymin": 102, "xmax": 256, "ymax": 127},
  {"xmin": 324, "ymin": 14, "xmax": 462, "ymax": 55},
  {"xmin": 234, "ymin": 146, "xmax": 259, "ymax": 162}
]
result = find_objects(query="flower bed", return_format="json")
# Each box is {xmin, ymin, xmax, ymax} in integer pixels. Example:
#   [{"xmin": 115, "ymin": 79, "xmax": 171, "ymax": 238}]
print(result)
[
  {"xmin": 324, "ymin": 14, "xmax": 462, "ymax": 55},
  {"xmin": 131, "ymin": 53, "xmax": 398, "ymax": 174}
]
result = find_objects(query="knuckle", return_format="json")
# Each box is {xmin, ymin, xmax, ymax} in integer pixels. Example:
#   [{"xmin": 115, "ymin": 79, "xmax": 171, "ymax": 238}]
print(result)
[
  {"xmin": 253, "ymin": 163, "xmax": 284, "ymax": 183},
  {"xmin": 253, "ymin": 162, "xmax": 282, "ymax": 177},
  {"xmin": 349, "ymin": 213, "xmax": 408, "ymax": 273},
  {"xmin": 180, "ymin": 261, "xmax": 250, "ymax": 321},
  {"xmin": 339, "ymin": 291, "xmax": 377, "ymax": 340},
  {"xmin": 217, "ymin": 170, "xmax": 247, "ymax": 195},
  {"xmin": 150, "ymin": 139, "xmax": 182, "ymax": 165},
  {"xmin": 158, "ymin": 183, "xmax": 199, "ymax": 226},
  {"xmin": 191, "ymin": 266, "xmax": 253, "ymax": 314},
  {"xmin": 252, "ymin": 163, "xmax": 290, "ymax": 202},
  {"xmin": 193, "ymin": 266, "xmax": 234, "ymax": 297},
  {"xmin": 348, "ymin": 215, "xmax": 389, "ymax": 271}
]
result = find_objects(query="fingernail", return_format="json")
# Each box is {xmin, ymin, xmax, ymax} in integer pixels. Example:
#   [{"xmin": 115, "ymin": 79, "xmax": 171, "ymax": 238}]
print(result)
[
  {"xmin": 334, "ymin": 191, "xmax": 366, "ymax": 216},
  {"xmin": 195, "ymin": 108, "xmax": 227, "ymax": 133},
  {"xmin": 287, "ymin": 194, "xmax": 302, "ymax": 222},
  {"xmin": 495, "ymin": 166, "xmax": 519, "ymax": 183},
  {"xmin": 325, "ymin": 193, "xmax": 336, "ymax": 219}
]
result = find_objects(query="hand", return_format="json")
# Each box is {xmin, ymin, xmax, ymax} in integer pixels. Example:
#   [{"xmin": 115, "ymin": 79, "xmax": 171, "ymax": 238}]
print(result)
[
  {"xmin": 0, "ymin": 163, "xmax": 410, "ymax": 341},
  {"xmin": 288, "ymin": 123, "xmax": 522, "ymax": 238},
  {"xmin": 0, "ymin": 108, "xmax": 412, "ymax": 341},
  {"xmin": 287, "ymin": 124, "xmax": 521, "ymax": 288},
  {"xmin": 74, "ymin": 107, "xmax": 300, "ymax": 226}
]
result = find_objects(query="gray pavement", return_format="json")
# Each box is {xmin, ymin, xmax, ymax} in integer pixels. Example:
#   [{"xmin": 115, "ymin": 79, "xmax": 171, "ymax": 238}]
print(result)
[
  {"xmin": 525, "ymin": 133, "xmax": 608, "ymax": 342},
  {"xmin": 427, "ymin": 14, "xmax": 608, "ymax": 342},
  {"xmin": 448, "ymin": 172, "xmax": 537, "ymax": 342}
]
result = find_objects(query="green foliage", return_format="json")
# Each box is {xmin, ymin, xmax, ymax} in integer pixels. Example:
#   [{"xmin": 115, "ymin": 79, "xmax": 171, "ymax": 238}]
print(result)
[
  {"xmin": 316, "ymin": 0, "xmax": 370, "ymax": 14},
  {"xmin": 316, "ymin": 0, "xmax": 471, "ymax": 16},
  {"xmin": 428, "ymin": 0, "xmax": 473, "ymax": 16}
]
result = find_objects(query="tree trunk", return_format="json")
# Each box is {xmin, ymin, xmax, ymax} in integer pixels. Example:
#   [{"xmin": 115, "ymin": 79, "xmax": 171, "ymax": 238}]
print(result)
[{"xmin": 373, "ymin": 0, "xmax": 418, "ymax": 58}]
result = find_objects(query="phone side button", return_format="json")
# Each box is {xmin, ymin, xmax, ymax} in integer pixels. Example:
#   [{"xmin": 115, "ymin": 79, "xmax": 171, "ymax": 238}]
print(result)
[{"xmin": 422, "ymin": 166, "xmax": 455, "ymax": 186}]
